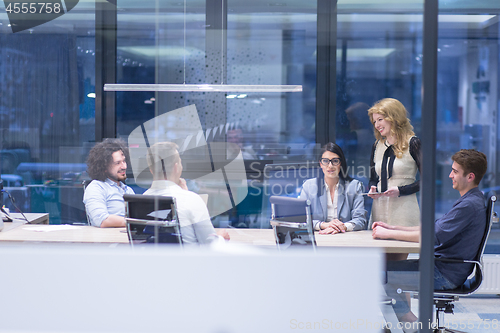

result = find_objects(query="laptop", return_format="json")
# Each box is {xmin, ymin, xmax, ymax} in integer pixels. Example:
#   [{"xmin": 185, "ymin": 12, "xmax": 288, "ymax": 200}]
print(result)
[{"xmin": 123, "ymin": 194, "xmax": 182, "ymax": 245}]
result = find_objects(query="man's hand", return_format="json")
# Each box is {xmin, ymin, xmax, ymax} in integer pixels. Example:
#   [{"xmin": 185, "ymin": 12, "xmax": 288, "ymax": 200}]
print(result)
[
  {"xmin": 372, "ymin": 225, "xmax": 393, "ymax": 240},
  {"xmin": 100, "ymin": 215, "xmax": 126, "ymax": 228},
  {"xmin": 217, "ymin": 229, "xmax": 230, "ymax": 240},
  {"xmin": 372, "ymin": 221, "xmax": 393, "ymax": 230},
  {"xmin": 178, "ymin": 178, "xmax": 188, "ymax": 190},
  {"xmin": 372, "ymin": 224, "xmax": 420, "ymax": 242}
]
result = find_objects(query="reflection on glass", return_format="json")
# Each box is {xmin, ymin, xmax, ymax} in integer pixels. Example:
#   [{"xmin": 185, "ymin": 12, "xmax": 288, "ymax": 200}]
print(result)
[
  {"xmin": 0, "ymin": 4, "xmax": 95, "ymax": 224},
  {"xmin": 436, "ymin": 8, "xmax": 500, "ymax": 258}
]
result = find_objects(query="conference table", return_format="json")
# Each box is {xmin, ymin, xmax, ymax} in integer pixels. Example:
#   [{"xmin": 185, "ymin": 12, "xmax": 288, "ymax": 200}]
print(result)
[
  {"xmin": 0, "ymin": 223, "xmax": 420, "ymax": 253},
  {"xmin": 1, "ymin": 213, "xmax": 50, "ymax": 233},
  {"xmin": 0, "ymin": 222, "xmax": 126, "ymax": 243},
  {"xmin": 227, "ymin": 228, "xmax": 420, "ymax": 253}
]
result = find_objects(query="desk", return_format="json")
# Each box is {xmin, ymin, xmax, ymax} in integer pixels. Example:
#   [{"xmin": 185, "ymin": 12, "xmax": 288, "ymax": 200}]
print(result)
[
  {"xmin": 11, "ymin": 213, "xmax": 49, "ymax": 225},
  {"xmin": 1, "ymin": 213, "xmax": 50, "ymax": 233},
  {"xmin": 0, "ymin": 223, "xmax": 127, "ymax": 243},
  {"xmin": 0, "ymin": 225, "xmax": 420, "ymax": 253},
  {"xmin": 226, "ymin": 229, "xmax": 420, "ymax": 253}
]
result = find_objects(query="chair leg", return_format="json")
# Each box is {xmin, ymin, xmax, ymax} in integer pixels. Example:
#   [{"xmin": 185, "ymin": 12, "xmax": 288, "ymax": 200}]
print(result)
[{"xmin": 433, "ymin": 299, "xmax": 467, "ymax": 333}]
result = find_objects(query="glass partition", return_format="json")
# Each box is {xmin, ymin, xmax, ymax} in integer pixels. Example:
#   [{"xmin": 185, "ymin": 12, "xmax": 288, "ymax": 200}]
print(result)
[
  {"xmin": 1, "ymin": 0, "xmax": 499, "ymax": 331},
  {"xmin": 0, "ymin": 1, "xmax": 95, "ymax": 224},
  {"xmin": 436, "ymin": 4, "xmax": 500, "ymax": 254},
  {"xmin": 115, "ymin": 0, "xmax": 317, "ymax": 227},
  {"xmin": 336, "ymin": 1, "xmax": 425, "ymax": 330}
]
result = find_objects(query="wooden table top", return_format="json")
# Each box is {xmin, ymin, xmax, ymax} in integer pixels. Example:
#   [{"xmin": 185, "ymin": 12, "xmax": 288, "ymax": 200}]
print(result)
[
  {"xmin": 225, "ymin": 229, "xmax": 420, "ymax": 253},
  {"xmin": 0, "ymin": 224, "xmax": 420, "ymax": 253},
  {"xmin": 7, "ymin": 213, "xmax": 49, "ymax": 225},
  {"xmin": 0, "ymin": 223, "xmax": 128, "ymax": 243}
]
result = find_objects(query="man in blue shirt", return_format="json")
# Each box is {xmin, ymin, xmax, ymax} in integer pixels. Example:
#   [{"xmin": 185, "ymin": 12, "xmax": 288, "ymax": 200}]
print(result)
[
  {"xmin": 83, "ymin": 138, "xmax": 134, "ymax": 227},
  {"xmin": 372, "ymin": 149, "xmax": 488, "ymax": 324}
]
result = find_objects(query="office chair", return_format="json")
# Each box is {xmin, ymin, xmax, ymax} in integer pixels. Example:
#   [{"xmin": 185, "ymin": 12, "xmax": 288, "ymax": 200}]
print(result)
[
  {"xmin": 124, "ymin": 194, "xmax": 183, "ymax": 247},
  {"xmin": 269, "ymin": 196, "xmax": 316, "ymax": 250},
  {"xmin": 82, "ymin": 180, "xmax": 93, "ymax": 226},
  {"xmin": 428, "ymin": 195, "xmax": 496, "ymax": 333},
  {"xmin": 260, "ymin": 162, "xmax": 320, "ymax": 229}
]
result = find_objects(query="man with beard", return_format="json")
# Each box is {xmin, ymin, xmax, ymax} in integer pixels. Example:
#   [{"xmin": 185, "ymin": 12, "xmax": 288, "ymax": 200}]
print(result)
[{"xmin": 83, "ymin": 138, "xmax": 134, "ymax": 227}]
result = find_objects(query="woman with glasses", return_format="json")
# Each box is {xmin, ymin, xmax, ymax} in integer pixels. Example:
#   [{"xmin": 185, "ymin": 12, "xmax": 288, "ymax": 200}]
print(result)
[
  {"xmin": 367, "ymin": 98, "xmax": 421, "ymax": 229},
  {"xmin": 299, "ymin": 142, "xmax": 367, "ymax": 234}
]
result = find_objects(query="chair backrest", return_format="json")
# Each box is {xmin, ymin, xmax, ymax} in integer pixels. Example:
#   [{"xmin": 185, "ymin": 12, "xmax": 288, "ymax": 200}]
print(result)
[
  {"xmin": 269, "ymin": 195, "xmax": 316, "ymax": 250},
  {"xmin": 469, "ymin": 195, "xmax": 497, "ymax": 290},
  {"xmin": 123, "ymin": 193, "xmax": 182, "ymax": 246},
  {"xmin": 436, "ymin": 195, "xmax": 496, "ymax": 296},
  {"xmin": 82, "ymin": 179, "xmax": 93, "ymax": 189},
  {"xmin": 478, "ymin": 195, "xmax": 496, "ymax": 262},
  {"xmin": 82, "ymin": 180, "xmax": 93, "ymax": 225},
  {"xmin": 260, "ymin": 162, "xmax": 320, "ymax": 228}
]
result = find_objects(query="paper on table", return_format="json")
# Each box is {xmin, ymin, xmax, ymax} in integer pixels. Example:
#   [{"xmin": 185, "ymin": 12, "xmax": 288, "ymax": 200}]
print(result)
[{"xmin": 24, "ymin": 225, "xmax": 83, "ymax": 232}]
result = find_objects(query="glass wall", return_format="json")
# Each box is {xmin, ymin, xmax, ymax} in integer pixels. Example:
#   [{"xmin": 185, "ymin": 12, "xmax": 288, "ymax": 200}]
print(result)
[
  {"xmin": 1, "ymin": 0, "xmax": 498, "ymax": 243},
  {"xmin": 336, "ymin": 0, "xmax": 425, "ymax": 326},
  {"xmin": 336, "ymin": 0, "xmax": 500, "ymax": 327},
  {"xmin": 336, "ymin": 2, "xmax": 424, "ymax": 191},
  {"xmin": 436, "ymin": 3, "xmax": 500, "ymax": 253},
  {"xmin": 0, "ymin": 1, "xmax": 95, "ymax": 224},
  {"xmin": 115, "ymin": 0, "xmax": 318, "ymax": 227},
  {"xmin": 1, "ymin": 0, "xmax": 500, "ymax": 331},
  {"xmin": 336, "ymin": 0, "xmax": 500, "ymax": 252}
]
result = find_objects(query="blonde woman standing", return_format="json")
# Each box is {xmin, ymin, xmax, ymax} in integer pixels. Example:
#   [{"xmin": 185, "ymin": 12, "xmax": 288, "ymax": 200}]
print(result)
[{"xmin": 367, "ymin": 98, "xmax": 421, "ymax": 229}]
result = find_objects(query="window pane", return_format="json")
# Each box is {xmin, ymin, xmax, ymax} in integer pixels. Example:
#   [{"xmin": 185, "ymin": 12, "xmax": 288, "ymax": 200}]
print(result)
[
  {"xmin": 436, "ymin": 6, "xmax": 500, "ymax": 256},
  {"xmin": 116, "ymin": 1, "xmax": 317, "ymax": 227},
  {"xmin": 0, "ymin": 2, "xmax": 95, "ymax": 224},
  {"xmin": 337, "ymin": 1, "xmax": 424, "ymax": 326}
]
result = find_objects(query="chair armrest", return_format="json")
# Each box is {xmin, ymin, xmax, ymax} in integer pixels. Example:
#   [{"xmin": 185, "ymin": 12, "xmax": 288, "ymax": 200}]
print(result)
[
  {"xmin": 434, "ymin": 257, "xmax": 465, "ymax": 264},
  {"xmin": 270, "ymin": 220, "xmax": 308, "ymax": 229},
  {"xmin": 434, "ymin": 257, "xmax": 480, "ymax": 265},
  {"xmin": 126, "ymin": 218, "xmax": 178, "ymax": 227}
]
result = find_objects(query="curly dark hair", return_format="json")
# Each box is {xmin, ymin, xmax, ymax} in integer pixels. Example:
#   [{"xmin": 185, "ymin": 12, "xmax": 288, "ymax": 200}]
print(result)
[{"xmin": 86, "ymin": 138, "xmax": 129, "ymax": 181}]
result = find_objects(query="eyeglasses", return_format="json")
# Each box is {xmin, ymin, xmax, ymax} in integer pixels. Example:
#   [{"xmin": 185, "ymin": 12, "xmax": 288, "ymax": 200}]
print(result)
[{"xmin": 320, "ymin": 158, "xmax": 341, "ymax": 166}]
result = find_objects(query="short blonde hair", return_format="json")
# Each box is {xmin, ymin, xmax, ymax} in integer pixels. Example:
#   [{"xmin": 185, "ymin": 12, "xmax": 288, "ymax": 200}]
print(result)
[
  {"xmin": 368, "ymin": 98, "xmax": 415, "ymax": 158},
  {"xmin": 146, "ymin": 142, "xmax": 180, "ymax": 179}
]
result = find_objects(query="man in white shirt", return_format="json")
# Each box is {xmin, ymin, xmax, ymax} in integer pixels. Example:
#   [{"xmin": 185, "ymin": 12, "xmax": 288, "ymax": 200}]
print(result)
[{"xmin": 143, "ymin": 142, "xmax": 229, "ymax": 244}]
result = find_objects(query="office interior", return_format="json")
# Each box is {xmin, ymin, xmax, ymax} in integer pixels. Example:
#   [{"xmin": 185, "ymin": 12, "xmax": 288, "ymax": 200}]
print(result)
[{"xmin": 1, "ymin": 0, "xmax": 500, "ymax": 332}]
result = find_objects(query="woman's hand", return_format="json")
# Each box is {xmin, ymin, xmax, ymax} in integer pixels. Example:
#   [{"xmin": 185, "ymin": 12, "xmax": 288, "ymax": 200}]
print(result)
[
  {"xmin": 319, "ymin": 227, "xmax": 339, "ymax": 235},
  {"xmin": 367, "ymin": 186, "xmax": 383, "ymax": 199},
  {"xmin": 319, "ymin": 219, "xmax": 346, "ymax": 234},
  {"xmin": 383, "ymin": 186, "xmax": 400, "ymax": 197},
  {"xmin": 368, "ymin": 186, "xmax": 399, "ymax": 198}
]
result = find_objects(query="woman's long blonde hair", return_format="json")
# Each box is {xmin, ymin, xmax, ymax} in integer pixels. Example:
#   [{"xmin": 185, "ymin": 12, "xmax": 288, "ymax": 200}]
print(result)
[{"xmin": 367, "ymin": 98, "xmax": 415, "ymax": 158}]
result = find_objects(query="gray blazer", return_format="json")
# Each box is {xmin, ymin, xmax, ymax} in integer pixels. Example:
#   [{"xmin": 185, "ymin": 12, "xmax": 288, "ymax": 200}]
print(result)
[{"xmin": 299, "ymin": 178, "xmax": 367, "ymax": 231}]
